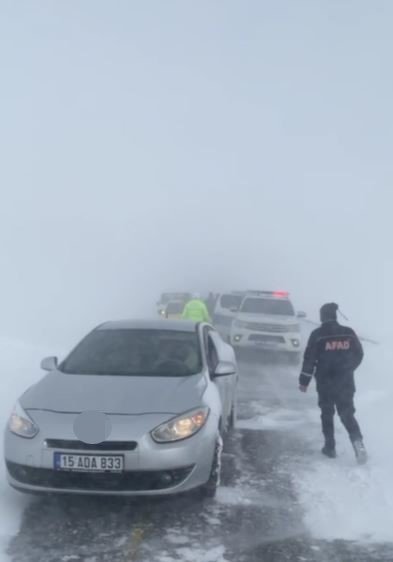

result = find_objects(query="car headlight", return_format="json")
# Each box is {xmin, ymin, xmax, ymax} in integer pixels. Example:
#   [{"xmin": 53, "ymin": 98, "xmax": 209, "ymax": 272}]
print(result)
[
  {"xmin": 8, "ymin": 402, "xmax": 39, "ymax": 439},
  {"xmin": 151, "ymin": 407, "xmax": 210, "ymax": 443}
]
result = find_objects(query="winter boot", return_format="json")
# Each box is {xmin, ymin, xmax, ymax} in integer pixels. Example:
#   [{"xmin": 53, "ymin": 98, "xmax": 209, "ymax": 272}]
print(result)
[
  {"xmin": 321, "ymin": 444, "xmax": 337, "ymax": 459},
  {"xmin": 352, "ymin": 439, "xmax": 368, "ymax": 465}
]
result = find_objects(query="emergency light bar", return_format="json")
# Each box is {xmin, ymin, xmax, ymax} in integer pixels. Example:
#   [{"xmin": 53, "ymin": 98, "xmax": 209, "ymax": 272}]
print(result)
[{"xmin": 246, "ymin": 290, "xmax": 290, "ymax": 298}]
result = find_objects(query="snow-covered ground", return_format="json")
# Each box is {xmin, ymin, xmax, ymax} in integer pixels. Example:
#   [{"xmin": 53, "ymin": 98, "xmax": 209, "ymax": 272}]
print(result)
[
  {"xmin": 228, "ymin": 336, "xmax": 393, "ymax": 546},
  {"xmin": 0, "ymin": 338, "xmax": 55, "ymax": 562},
  {"xmin": 294, "ymin": 343, "xmax": 393, "ymax": 543}
]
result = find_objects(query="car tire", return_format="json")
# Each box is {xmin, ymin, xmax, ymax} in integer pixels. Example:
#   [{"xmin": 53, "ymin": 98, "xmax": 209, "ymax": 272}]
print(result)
[
  {"xmin": 199, "ymin": 433, "xmax": 223, "ymax": 499},
  {"xmin": 227, "ymin": 401, "xmax": 237, "ymax": 431}
]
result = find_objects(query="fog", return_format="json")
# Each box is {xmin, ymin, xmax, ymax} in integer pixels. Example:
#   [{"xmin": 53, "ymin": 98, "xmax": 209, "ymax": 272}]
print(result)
[
  {"xmin": 1, "ymin": 0, "xmax": 392, "ymax": 350},
  {"xmin": 2, "ymin": 3, "xmax": 393, "ymax": 560}
]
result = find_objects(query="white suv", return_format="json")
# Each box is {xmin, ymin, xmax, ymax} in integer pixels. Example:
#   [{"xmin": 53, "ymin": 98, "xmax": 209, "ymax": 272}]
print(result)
[
  {"xmin": 213, "ymin": 292, "xmax": 246, "ymax": 342},
  {"xmin": 230, "ymin": 291, "xmax": 305, "ymax": 363}
]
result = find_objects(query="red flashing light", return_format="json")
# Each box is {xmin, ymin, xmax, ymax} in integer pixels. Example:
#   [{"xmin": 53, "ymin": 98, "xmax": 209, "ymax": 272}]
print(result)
[{"xmin": 273, "ymin": 291, "xmax": 289, "ymax": 298}]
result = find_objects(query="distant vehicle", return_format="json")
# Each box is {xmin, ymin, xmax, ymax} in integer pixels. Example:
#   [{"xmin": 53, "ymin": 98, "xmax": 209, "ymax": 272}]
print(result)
[
  {"xmin": 213, "ymin": 291, "xmax": 246, "ymax": 342},
  {"xmin": 164, "ymin": 300, "xmax": 185, "ymax": 320},
  {"xmin": 4, "ymin": 319, "xmax": 238, "ymax": 497},
  {"xmin": 230, "ymin": 291, "xmax": 306, "ymax": 363},
  {"xmin": 206, "ymin": 292, "xmax": 219, "ymax": 316},
  {"xmin": 157, "ymin": 293, "xmax": 191, "ymax": 317}
]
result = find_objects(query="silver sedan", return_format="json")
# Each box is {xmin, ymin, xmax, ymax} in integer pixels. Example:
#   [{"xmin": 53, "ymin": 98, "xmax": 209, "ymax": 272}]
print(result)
[{"xmin": 4, "ymin": 319, "xmax": 238, "ymax": 497}]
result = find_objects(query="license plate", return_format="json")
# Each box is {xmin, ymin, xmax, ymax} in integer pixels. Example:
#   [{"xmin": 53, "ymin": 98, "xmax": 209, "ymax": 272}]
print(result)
[{"xmin": 54, "ymin": 453, "xmax": 124, "ymax": 473}]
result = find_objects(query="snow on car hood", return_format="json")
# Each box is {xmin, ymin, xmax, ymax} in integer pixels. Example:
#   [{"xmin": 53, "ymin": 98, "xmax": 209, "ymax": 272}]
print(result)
[{"xmin": 20, "ymin": 370, "xmax": 207, "ymax": 415}]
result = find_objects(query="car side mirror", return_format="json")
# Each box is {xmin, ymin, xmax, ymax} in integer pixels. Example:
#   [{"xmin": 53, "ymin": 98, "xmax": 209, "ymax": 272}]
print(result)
[
  {"xmin": 213, "ymin": 361, "xmax": 236, "ymax": 378},
  {"xmin": 41, "ymin": 356, "xmax": 58, "ymax": 371},
  {"xmin": 297, "ymin": 311, "xmax": 307, "ymax": 319}
]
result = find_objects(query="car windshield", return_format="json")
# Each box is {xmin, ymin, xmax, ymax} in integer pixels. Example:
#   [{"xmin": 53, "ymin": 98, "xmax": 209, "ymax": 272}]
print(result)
[
  {"xmin": 60, "ymin": 329, "xmax": 202, "ymax": 377},
  {"xmin": 240, "ymin": 298, "xmax": 295, "ymax": 316},
  {"xmin": 220, "ymin": 294, "xmax": 243, "ymax": 310},
  {"xmin": 166, "ymin": 301, "xmax": 184, "ymax": 314}
]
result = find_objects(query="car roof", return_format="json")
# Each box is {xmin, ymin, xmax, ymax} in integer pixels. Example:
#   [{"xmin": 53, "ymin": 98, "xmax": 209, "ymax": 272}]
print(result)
[{"xmin": 97, "ymin": 319, "xmax": 199, "ymax": 332}]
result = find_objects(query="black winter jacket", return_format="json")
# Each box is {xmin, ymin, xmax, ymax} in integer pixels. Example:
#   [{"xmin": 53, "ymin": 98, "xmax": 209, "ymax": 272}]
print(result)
[{"xmin": 299, "ymin": 320, "xmax": 364, "ymax": 389}]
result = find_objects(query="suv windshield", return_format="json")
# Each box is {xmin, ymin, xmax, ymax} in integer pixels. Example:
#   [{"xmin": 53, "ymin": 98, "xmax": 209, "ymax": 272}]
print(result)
[
  {"xmin": 240, "ymin": 298, "xmax": 295, "ymax": 316},
  {"xmin": 60, "ymin": 329, "xmax": 202, "ymax": 377},
  {"xmin": 220, "ymin": 294, "xmax": 243, "ymax": 310}
]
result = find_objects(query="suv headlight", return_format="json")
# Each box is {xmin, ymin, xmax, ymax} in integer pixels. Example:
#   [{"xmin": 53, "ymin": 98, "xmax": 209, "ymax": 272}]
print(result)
[
  {"xmin": 151, "ymin": 407, "xmax": 210, "ymax": 443},
  {"xmin": 8, "ymin": 401, "xmax": 39, "ymax": 439}
]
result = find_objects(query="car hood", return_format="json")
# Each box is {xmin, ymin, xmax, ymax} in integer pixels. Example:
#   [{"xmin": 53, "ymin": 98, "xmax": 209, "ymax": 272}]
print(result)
[
  {"xmin": 20, "ymin": 370, "xmax": 207, "ymax": 415},
  {"xmin": 236, "ymin": 313, "xmax": 297, "ymax": 325}
]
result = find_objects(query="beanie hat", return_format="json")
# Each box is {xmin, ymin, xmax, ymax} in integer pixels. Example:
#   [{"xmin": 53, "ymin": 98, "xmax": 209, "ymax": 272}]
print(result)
[{"xmin": 320, "ymin": 302, "xmax": 339, "ymax": 323}]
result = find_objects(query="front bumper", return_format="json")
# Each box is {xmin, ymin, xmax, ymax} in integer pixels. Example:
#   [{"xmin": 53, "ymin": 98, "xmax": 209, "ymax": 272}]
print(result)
[
  {"xmin": 6, "ymin": 461, "xmax": 196, "ymax": 495},
  {"xmin": 230, "ymin": 330, "xmax": 301, "ymax": 352},
  {"xmin": 4, "ymin": 413, "xmax": 218, "ymax": 496}
]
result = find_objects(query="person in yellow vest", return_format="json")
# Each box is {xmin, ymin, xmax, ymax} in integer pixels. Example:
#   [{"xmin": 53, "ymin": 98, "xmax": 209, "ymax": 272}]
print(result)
[{"xmin": 182, "ymin": 293, "xmax": 212, "ymax": 323}]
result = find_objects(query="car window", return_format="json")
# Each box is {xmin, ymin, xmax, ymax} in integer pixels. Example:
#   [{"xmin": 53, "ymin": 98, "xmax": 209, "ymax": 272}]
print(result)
[
  {"xmin": 219, "ymin": 294, "xmax": 243, "ymax": 310},
  {"xmin": 60, "ymin": 329, "xmax": 202, "ymax": 377},
  {"xmin": 166, "ymin": 301, "xmax": 184, "ymax": 314},
  {"xmin": 240, "ymin": 298, "xmax": 295, "ymax": 316}
]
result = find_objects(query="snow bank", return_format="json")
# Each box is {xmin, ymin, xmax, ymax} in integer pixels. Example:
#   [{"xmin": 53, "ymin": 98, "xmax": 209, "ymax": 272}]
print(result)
[
  {"xmin": 0, "ymin": 338, "xmax": 54, "ymax": 561},
  {"xmin": 295, "ymin": 344, "xmax": 393, "ymax": 543}
]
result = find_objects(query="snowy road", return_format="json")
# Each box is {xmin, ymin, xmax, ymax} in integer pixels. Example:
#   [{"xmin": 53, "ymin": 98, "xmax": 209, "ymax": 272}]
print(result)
[{"xmin": 5, "ymin": 355, "xmax": 393, "ymax": 562}]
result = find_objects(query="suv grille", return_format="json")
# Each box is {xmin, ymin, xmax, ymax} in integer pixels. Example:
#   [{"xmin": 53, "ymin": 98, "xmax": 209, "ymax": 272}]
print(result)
[
  {"xmin": 245, "ymin": 322, "xmax": 298, "ymax": 333},
  {"xmin": 248, "ymin": 334, "xmax": 285, "ymax": 344}
]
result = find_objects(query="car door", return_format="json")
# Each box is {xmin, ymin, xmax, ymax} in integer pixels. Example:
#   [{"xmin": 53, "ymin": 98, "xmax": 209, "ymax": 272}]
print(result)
[
  {"xmin": 210, "ymin": 329, "xmax": 238, "ymax": 427},
  {"xmin": 203, "ymin": 327, "xmax": 232, "ymax": 426}
]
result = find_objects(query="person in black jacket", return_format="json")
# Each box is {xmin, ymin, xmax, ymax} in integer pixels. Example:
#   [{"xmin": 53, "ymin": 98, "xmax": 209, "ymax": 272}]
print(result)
[{"xmin": 299, "ymin": 303, "xmax": 367, "ymax": 463}]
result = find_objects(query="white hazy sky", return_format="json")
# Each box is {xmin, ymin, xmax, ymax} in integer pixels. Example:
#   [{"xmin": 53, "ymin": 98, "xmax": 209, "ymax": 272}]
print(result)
[{"xmin": 0, "ymin": 1, "xmax": 392, "ymax": 346}]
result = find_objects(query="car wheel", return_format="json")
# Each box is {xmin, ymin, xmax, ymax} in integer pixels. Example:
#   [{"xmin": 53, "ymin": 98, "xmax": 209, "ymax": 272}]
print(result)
[{"xmin": 199, "ymin": 433, "xmax": 223, "ymax": 499}]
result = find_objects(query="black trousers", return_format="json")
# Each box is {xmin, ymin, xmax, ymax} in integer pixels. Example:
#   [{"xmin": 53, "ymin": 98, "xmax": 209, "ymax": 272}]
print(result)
[{"xmin": 317, "ymin": 377, "xmax": 363, "ymax": 447}]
